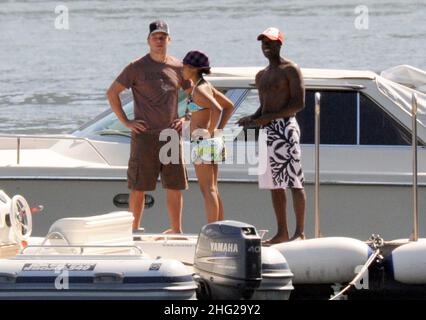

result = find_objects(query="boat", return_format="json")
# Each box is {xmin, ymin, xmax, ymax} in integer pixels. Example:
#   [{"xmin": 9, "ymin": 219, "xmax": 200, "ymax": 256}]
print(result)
[
  {"xmin": 0, "ymin": 192, "xmax": 198, "ymax": 300},
  {"xmin": 0, "ymin": 252, "xmax": 198, "ymax": 300},
  {"xmin": 0, "ymin": 65, "xmax": 425, "ymax": 240},
  {"xmin": 41, "ymin": 213, "xmax": 294, "ymax": 300},
  {"xmin": 25, "ymin": 211, "xmax": 426, "ymax": 300},
  {"xmin": 0, "ymin": 191, "xmax": 293, "ymax": 300},
  {"xmin": 4, "ymin": 189, "xmax": 426, "ymax": 300}
]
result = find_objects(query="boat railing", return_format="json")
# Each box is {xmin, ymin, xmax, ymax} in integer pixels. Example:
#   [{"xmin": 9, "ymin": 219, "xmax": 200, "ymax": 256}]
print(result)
[
  {"xmin": 136, "ymin": 233, "xmax": 198, "ymax": 242},
  {"xmin": 40, "ymin": 231, "xmax": 71, "ymax": 246},
  {"xmin": 21, "ymin": 244, "xmax": 144, "ymax": 256},
  {"xmin": 0, "ymin": 134, "xmax": 111, "ymax": 165},
  {"xmin": 21, "ymin": 230, "xmax": 143, "ymax": 255},
  {"xmin": 411, "ymin": 93, "xmax": 419, "ymax": 241}
]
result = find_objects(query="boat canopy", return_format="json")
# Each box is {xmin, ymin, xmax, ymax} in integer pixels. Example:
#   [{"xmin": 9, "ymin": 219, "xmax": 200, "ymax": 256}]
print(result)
[
  {"xmin": 376, "ymin": 71, "xmax": 426, "ymax": 128},
  {"xmin": 380, "ymin": 65, "xmax": 426, "ymax": 93}
]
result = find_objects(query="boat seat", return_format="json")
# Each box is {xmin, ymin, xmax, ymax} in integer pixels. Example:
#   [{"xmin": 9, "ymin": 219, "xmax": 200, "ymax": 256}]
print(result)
[{"xmin": 47, "ymin": 211, "xmax": 134, "ymax": 247}]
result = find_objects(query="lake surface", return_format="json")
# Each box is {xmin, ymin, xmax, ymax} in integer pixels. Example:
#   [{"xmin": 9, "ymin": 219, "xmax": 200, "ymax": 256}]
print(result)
[{"xmin": 0, "ymin": 0, "xmax": 425, "ymax": 134}]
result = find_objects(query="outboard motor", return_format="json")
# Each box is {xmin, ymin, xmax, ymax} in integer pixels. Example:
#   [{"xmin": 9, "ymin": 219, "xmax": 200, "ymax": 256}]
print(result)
[
  {"xmin": 251, "ymin": 246, "xmax": 294, "ymax": 300},
  {"xmin": 193, "ymin": 220, "xmax": 262, "ymax": 300}
]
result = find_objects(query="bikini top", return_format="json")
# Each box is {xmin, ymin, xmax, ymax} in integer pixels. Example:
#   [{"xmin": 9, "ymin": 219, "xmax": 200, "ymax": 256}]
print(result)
[{"xmin": 185, "ymin": 78, "xmax": 208, "ymax": 118}]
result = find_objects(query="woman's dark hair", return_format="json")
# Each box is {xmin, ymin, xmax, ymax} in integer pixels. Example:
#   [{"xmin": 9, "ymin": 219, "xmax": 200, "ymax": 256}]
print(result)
[{"xmin": 198, "ymin": 67, "xmax": 211, "ymax": 77}]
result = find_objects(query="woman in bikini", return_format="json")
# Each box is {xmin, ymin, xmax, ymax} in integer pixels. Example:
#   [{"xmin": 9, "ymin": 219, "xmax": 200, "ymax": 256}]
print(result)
[{"xmin": 182, "ymin": 50, "xmax": 234, "ymax": 223}]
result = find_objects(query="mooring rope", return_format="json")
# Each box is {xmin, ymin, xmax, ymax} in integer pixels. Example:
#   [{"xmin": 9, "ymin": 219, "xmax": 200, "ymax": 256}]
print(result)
[
  {"xmin": 329, "ymin": 235, "xmax": 384, "ymax": 300},
  {"xmin": 329, "ymin": 248, "xmax": 381, "ymax": 300}
]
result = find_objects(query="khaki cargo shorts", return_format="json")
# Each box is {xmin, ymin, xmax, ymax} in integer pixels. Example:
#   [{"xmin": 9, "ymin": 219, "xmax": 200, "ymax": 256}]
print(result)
[{"xmin": 127, "ymin": 132, "xmax": 188, "ymax": 191}]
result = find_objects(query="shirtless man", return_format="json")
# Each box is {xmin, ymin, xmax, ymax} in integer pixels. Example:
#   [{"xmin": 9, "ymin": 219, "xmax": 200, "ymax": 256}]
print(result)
[{"xmin": 237, "ymin": 27, "xmax": 306, "ymax": 244}]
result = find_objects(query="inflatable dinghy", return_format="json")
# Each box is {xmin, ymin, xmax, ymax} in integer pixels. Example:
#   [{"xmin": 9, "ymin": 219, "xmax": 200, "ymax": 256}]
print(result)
[
  {"xmin": 389, "ymin": 239, "xmax": 426, "ymax": 284},
  {"xmin": 0, "ymin": 250, "xmax": 196, "ymax": 300},
  {"xmin": 272, "ymin": 237, "xmax": 372, "ymax": 284}
]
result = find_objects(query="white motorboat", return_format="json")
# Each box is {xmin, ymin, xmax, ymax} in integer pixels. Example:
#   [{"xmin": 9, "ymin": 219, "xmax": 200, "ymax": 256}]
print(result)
[{"xmin": 0, "ymin": 65, "xmax": 425, "ymax": 240}]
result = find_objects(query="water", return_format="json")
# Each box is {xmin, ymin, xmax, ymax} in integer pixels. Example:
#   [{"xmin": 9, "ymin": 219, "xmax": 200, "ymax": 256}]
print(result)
[{"xmin": 0, "ymin": 0, "xmax": 425, "ymax": 134}]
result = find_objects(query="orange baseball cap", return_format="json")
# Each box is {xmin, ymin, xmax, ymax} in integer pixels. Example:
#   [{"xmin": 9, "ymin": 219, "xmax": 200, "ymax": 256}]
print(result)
[{"xmin": 257, "ymin": 27, "xmax": 284, "ymax": 44}]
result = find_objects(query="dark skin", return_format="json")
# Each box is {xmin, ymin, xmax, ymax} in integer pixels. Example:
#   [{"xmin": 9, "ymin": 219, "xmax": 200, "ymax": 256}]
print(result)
[
  {"xmin": 237, "ymin": 37, "xmax": 306, "ymax": 244},
  {"xmin": 237, "ymin": 38, "xmax": 305, "ymax": 126}
]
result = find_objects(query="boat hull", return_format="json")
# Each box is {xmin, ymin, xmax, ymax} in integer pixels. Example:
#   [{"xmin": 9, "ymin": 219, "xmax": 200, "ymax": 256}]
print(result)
[
  {"xmin": 1, "ymin": 178, "xmax": 425, "ymax": 241},
  {"xmin": 0, "ymin": 256, "xmax": 197, "ymax": 300}
]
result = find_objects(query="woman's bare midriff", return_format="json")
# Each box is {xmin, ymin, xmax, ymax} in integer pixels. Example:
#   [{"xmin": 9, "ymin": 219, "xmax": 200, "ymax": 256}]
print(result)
[{"xmin": 190, "ymin": 110, "xmax": 212, "ymax": 139}]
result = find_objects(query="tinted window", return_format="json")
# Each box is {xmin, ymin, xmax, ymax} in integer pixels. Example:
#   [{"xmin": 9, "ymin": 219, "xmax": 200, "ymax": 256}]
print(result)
[
  {"xmin": 360, "ymin": 94, "xmax": 411, "ymax": 145},
  {"xmin": 77, "ymin": 91, "xmax": 188, "ymax": 136},
  {"xmin": 177, "ymin": 90, "xmax": 188, "ymax": 118},
  {"xmin": 297, "ymin": 91, "xmax": 357, "ymax": 144}
]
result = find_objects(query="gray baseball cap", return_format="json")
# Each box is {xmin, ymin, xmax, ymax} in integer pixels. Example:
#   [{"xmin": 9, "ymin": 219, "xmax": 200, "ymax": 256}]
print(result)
[{"xmin": 149, "ymin": 20, "xmax": 170, "ymax": 36}]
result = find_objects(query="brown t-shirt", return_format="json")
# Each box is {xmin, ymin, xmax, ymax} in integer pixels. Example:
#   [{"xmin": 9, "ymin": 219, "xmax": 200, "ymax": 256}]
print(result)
[{"xmin": 116, "ymin": 54, "xmax": 188, "ymax": 133}]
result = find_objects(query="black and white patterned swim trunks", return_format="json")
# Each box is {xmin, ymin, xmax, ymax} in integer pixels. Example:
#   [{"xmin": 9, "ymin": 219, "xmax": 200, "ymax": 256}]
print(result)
[{"xmin": 258, "ymin": 117, "xmax": 305, "ymax": 189}]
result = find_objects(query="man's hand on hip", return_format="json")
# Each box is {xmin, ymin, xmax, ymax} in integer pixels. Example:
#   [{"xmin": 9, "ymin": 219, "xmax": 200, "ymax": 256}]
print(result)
[
  {"xmin": 236, "ymin": 116, "xmax": 253, "ymax": 127},
  {"xmin": 126, "ymin": 120, "xmax": 149, "ymax": 133},
  {"xmin": 169, "ymin": 118, "xmax": 184, "ymax": 133}
]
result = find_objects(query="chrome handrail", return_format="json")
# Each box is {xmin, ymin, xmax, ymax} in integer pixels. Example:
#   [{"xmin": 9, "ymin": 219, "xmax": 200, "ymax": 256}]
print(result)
[
  {"xmin": 0, "ymin": 134, "xmax": 111, "ymax": 165},
  {"xmin": 314, "ymin": 92, "xmax": 322, "ymax": 238},
  {"xmin": 411, "ymin": 93, "xmax": 419, "ymax": 241},
  {"xmin": 22, "ymin": 244, "xmax": 143, "ymax": 255},
  {"xmin": 40, "ymin": 231, "xmax": 70, "ymax": 246}
]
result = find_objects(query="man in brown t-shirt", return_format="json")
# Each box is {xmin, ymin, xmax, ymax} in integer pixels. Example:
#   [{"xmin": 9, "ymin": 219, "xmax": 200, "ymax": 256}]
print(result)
[{"xmin": 107, "ymin": 20, "xmax": 188, "ymax": 233}]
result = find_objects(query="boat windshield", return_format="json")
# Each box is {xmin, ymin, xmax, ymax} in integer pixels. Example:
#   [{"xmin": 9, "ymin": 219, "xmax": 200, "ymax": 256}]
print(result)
[
  {"xmin": 75, "ymin": 90, "xmax": 188, "ymax": 138},
  {"xmin": 74, "ymin": 88, "xmax": 254, "ymax": 140},
  {"xmin": 376, "ymin": 76, "xmax": 426, "ymax": 128}
]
